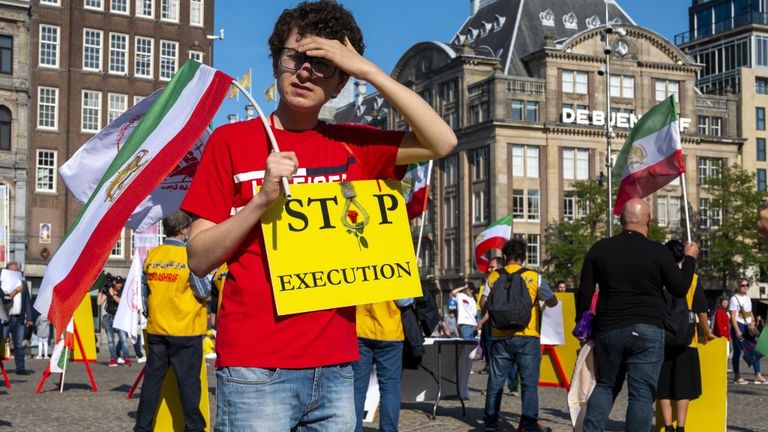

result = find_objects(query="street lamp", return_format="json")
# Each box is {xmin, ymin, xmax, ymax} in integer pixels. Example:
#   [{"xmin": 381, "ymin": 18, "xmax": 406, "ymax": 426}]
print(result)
[
  {"xmin": 245, "ymin": 104, "xmax": 256, "ymax": 120},
  {"xmin": 227, "ymin": 114, "xmax": 238, "ymax": 124},
  {"xmin": 597, "ymin": 24, "xmax": 627, "ymax": 238},
  {"xmin": 206, "ymin": 28, "xmax": 225, "ymax": 65}
]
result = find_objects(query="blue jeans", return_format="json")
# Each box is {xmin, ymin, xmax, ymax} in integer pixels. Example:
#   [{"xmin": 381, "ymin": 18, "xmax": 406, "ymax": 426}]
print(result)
[
  {"xmin": 583, "ymin": 324, "xmax": 664, "ymax": 432},
  {"xmin": 483, "ymin": 336, "xmax": 541, "ymax": 430},
  {"xmin": 459, "ymin": 324, "xmax": 476, "ymax": 341},
  {"xmin": 215, "ymin": 365, "xmax": 355, "ymax": 431},
  {"xmin": 102, "ymin": 314, "xmax": 128, "ymax": 360},
  {"xmin": 732, "ymin": 323, "xmax": 762, "ymax": 375},
  {"xmin": 3, "ymin": 316, "xmax": 26, "ymax": 371},
  {"xmin": 352, "ymin": 339, "xmax": 403, "ymax": 432}
]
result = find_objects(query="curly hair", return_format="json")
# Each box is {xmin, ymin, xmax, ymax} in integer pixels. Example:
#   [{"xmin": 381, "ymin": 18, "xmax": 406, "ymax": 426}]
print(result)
[{"xmin": 268, "ymin": 0, "xmax": 365, "ymax": 73}]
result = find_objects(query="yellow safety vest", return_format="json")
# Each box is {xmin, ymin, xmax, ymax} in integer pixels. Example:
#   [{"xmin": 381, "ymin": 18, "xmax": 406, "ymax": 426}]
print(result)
[
  {"xmin": 486, "ymin": 264, "xmax": 543, "ymax": 338},
  {"xmin": 356, "ymin": 301, "xmax": 404, "ymax": 341}
]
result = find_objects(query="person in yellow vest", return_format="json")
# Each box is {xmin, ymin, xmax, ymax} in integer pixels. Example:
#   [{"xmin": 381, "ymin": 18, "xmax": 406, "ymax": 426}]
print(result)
[
  {"xmin": 657, "ymin": 240, "xmax": 716, "ymax": 432},
  {"xmin": 353, "ymin": 298, "xmax": 412, "ymax": 432},
  {"xmin": 481, "ymin": 239, "xmax": 558, "ymax": 432},
  {"xmin": 134, "ymin": 212, "xmax": 211, "ymax": 432},
  {"xmin": 209, "ymin": 263, "xmax": 228, "ymax": 328}
]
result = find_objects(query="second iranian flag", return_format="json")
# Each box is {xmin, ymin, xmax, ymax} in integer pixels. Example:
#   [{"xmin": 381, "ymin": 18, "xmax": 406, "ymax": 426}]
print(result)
[{"xmin": 612, "ymin": 95, "xmax": 685, "ymax": 215}]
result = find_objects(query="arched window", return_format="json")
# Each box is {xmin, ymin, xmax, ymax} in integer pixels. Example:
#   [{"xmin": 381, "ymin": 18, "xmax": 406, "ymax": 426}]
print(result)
[{"xmin": 0, "ymin": 106, "xmax": 10, "ymax": 151}]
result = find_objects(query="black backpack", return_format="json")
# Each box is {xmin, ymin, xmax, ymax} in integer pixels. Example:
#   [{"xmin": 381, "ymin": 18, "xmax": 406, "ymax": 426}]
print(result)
[
  {"xmin": 401, "ymin": 285, "xmax": 441, "ymax": 370},
  {"xmin": 488, "ymin": 267, "xmax": 533, "ymax": 331},
  {"xmin": 663, "ymin": 291, "xmax": 696, "ymax": 346}
]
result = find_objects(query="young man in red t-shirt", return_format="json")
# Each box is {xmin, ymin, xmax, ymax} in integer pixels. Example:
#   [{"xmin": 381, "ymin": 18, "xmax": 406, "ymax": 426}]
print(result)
[{"xmin": 181, "ymin": 1, "xmax": 456, "ymax": 430}]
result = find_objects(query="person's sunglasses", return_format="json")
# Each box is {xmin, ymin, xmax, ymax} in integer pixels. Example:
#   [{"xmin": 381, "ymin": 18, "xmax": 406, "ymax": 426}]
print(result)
[{"xmin": 279, "ymin": 47, "xmax": 336, "ymax": 79}]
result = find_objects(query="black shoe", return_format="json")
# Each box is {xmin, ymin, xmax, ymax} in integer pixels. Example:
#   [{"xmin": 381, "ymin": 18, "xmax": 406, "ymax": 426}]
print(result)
[
  {"xmin": 523, "ymin": 425, "xmax": 551, "ymax": 432},
  {"xmin": 15, "ymin": 369, "xmax": 33, "ymax": 375}
]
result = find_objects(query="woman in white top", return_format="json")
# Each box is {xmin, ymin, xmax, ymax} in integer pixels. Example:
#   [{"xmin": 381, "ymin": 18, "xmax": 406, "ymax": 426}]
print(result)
[{"xmin": 729, "ymin": 278, "xmax": 766, "ymax": 384}]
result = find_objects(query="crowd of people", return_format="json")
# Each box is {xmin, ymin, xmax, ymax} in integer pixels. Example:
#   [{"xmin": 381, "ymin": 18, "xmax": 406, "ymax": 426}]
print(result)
[{"xmin": 2, "ymin": 2, "xmax": 767, "ymax": 432}]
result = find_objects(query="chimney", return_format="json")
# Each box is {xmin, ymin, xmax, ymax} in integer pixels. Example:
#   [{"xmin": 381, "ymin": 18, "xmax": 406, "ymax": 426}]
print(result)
[{"xmin": 470, "ymin": 0, "xmax": 480, "ymax": 15}]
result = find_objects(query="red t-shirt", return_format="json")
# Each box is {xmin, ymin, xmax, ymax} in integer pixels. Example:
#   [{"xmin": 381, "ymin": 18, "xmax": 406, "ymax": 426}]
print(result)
[{"xmin": 180, "ymin": 119, "xmax": 405, "ymax": 368}]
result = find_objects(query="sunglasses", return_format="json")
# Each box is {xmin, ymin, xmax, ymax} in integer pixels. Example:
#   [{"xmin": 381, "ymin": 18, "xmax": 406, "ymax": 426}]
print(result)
[{"xmin": 279, "ymin": 47, "xmax": 336, "ymax": 79}]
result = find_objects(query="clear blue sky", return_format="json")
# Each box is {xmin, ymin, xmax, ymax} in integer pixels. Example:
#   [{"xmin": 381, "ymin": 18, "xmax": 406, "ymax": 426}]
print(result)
[{"xmin": 212, "ymin": 1, "xmax": 691, "ymax": 126}]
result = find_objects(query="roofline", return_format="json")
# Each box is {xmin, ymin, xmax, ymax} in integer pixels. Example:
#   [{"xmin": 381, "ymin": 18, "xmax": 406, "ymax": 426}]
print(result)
[
  {"xmin": 504, "ymin": 0, "xmax": 525, "ymax": 75},
  {"xmin": 608, "ymin": 0, "xmax": 637, "ymax": 26},
  {"xmin": 391, "ymin": 41, "xmax": 457, "ymax": 77}
]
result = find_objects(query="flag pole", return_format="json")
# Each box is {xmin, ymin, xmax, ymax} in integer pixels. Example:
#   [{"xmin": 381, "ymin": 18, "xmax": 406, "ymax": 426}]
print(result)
[
  {"xmin": 414, "ymin": 160, "xmax": 433, "ymax": 262},
  {"xmin": 231, "ymin": 80, "xmax": 291, "ymax": 197},
  {"xmin": 59, "ymin": 335, "xmax": 68, "ymax": 393},
  {"xmin": 681, "ymin": 173, "xmax": 692, "ymax": 243}
]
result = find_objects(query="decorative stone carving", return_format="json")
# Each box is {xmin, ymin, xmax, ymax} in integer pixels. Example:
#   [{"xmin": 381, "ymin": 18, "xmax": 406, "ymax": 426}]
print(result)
[
  {"xmin": 540, "ymin": 9, "xmax": 555, "ymax": 27},
  {"xmin": 563, "ymin": 12, "xmax": 578, "ymax": 30},
  {"xmin": 586, "ymin": 15, "xmax": 601, "ymax": 29}
]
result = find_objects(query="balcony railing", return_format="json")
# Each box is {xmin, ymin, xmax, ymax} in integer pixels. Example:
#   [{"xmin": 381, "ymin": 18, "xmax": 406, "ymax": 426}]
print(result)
[
  {"xmin": 695, "ymin": 96, "xmax": 728, "ymax": 111},
  {"xmin": 675, "ymin": 11, "xmax": 768, "ymax": 45},
  {"xmin": 505, "ymin": 78, "xmax": 545, "ymax": 95}
]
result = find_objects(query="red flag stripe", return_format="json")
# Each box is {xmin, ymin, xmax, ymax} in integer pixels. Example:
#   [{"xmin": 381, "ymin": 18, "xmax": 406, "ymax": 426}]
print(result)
[{"xmin": 613, "ymin": 150, "xmax": 685, "ymax": 215}]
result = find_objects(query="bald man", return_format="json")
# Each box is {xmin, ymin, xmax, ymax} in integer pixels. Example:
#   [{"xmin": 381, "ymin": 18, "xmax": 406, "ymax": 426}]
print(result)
[{"xmin": 576, "ymin": 198, "xmax": 699, "ymax": 432}]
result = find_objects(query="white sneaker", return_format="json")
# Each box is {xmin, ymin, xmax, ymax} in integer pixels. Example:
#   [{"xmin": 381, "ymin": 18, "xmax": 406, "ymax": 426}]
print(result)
[
  {"xmin": 117, "ymin": 357, "xmax": 125, "ymax": 365},
  {"xmin": 35, "ymin": 355, "xmax": 42, "ymax": 359},
  {"xmin": 137, "ymin": 356, "xmax": 146, "ymax": 364},
  {"xmin": 734, "ymin": 377, "xmax": 748, "ymax": 385}
]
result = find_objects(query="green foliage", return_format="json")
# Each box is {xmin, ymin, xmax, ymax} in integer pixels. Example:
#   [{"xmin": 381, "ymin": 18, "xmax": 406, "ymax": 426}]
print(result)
[{"xmin": 695, "ymin": 164, "xmax": 768, "ymax": 289}]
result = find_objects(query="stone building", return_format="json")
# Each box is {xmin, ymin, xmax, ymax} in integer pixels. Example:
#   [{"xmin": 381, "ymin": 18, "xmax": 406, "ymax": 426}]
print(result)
[
  {"xmin": 0, "ymin": 0, "xmax": 31, "ymax": 268},
  {"xmin": 336, "ymin": 0, "xmax": 743, "ymax": 294},
  {"xmin": 25, "ymin": 0, "xmax": 215, "ymax": 283}
]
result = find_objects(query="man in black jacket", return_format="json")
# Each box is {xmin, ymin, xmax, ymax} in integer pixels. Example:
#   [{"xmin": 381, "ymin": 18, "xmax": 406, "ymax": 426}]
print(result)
[{"xmin": 577, "ymin": 198, "xmax": 699, "ymax": 432}]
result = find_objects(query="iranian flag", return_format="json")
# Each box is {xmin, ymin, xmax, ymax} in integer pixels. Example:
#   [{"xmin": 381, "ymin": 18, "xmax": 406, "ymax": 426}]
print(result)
[
  {"xmin": 49, "ymin": 319, "xmax": 74, "ymax": 374},
  {"xmin": 613, "ymin": 95, "xmax": 685, "ymax": 215},
  {"xmin": 34, "ymin": 61, "xmax": 232, "ymax": 337},
  {"xmin": 403, "ymin": 161, "xmax": 433, "ymax": 220},
  {"xmin": 474, "ymin": 215, "xmax": 513, "ymax": 273}
]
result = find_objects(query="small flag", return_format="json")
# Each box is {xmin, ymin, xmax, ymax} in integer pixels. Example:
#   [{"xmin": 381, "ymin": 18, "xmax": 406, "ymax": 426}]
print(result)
[
  {"xmin": 34, "ymin": 60, "xmax": 232, "ymax": 338},
  {"xmin": 113, "ymin": 253, "xmax": 144, "ymax": 344},
  {"xmin": 239, "ymin": 69, "xmax": 251, "ymax": 90},
  {"xmin": 402, "ymin": 161, "xmax": 432, "ymax": 220},
  {"xmin": 264, "ymin": 82, "xmax": 276, "ymax": 102},
  {"xmin": 228, "ymin": 84, "xmax": 239, "ymax": 100},
  {"xmin": 474, "ymin": 215, "xmax": 512, "ymax": 273},
  {"xmin": 612, "ymin": 95, "xmax": 685, "ymax": 215},
  {"xmin": 49, "ymin": 319, "xmax": 74, "ymax": 373}
]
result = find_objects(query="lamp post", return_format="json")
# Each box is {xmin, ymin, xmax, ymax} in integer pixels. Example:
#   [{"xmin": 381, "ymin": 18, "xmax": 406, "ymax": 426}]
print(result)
[
  {"xmin": 597, "ymin": 22, "xmax": 627, "ymax": 238},
  {"xmin": 245, "ymin": 104, "xmax": 256, "ymax": 120},
  {"xmin": 206, "ymin": 28, "xmax": 225, "ymax": 65}
]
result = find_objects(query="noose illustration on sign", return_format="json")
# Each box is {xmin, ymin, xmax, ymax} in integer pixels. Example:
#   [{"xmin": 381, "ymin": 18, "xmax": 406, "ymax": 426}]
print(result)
[{"xmin": 340, "ymin": 182, "xmax": 370, "ymax": 249}]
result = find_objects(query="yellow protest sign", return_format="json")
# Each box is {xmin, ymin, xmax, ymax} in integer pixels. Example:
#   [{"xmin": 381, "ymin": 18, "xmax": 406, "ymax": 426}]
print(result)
[
  {"xmin": 655, "ymin": 337, "xmax": 727, "ymax": 431},
  {"xmin": 72, "ymin": 293, "xmax": 97, "ymax": 361},
  {"xmin": 154, "ymin": 357, "xmax": 210, "ymax": 431},
  {"xmin": 261, "ymin": 180, "xmax": 422, "ymax": 315},
  {"xmin": 539, "ymin": 292, "xmax": 579, "ymax": 387}
]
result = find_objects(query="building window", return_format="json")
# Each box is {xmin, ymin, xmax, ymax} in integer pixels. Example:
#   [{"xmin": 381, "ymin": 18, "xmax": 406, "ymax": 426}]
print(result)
[
  {"xmin": 36, "ymin": 149, "xmax": 57, "ymax": 192},
  {"xmin": 83, "ymin": 29, "xmax": 103, "ymax": 71},
  {"xmin": 472, "ymin": 190, "xmax": 488, "ymax": 224},
  {"xmin": 190, "ymin": 0, "xmax": 204, "ymax": 26},
  {"xmin": 526, "ymin": 101, "xmax": 539, "ymax": 122},
  {"xmin": 136, "ymin": 0, "xmax": 153, "ymax": 18},
  {"xmin": 698, "ymin": 116, "xmax": 708, "ymax": 135},
  {"xmin": 107, "ymin": 93, "xmax": 127, "ymax": 123},
  {"xmin": 563, "ymin": 148, "xmax": 589, "ymax": 180},
  {"xmin": 511, "ymin": 100, "xmax": 523, "ymax": 121},
  {"xmin": 758, "ymin": 77, "xmax": 768, "ymax": 94},
  {"xmin": 655, "ymin": 79, "xmax": 679, "ymax": 102},
  {"xmin": 109, "ymin": 33, "xmax": 128, "ymax": 74},
  {"xmin": 135, "ymin": 36, "xmax": 153, "ymax": 78},
  {"xmin": 657, "ymin": 197, "xmax": 668, "ymax": 226},
  {"xmin": 511, "ymin": 145, "xmax": 539, "ymax": 178},
  {"xmin": 562, "ymin": 70, "xmax": 588, "ymax": 94},
  {"xmin": 110, "ymin": 228, "xmax": 125, "ymax": 258},
  {"xmin": 699, "ymin": 198, "xmax": 709, "ymax": 228},
  {"xmin": 758, "ymin": 107, "xmax": 766, "ymax": 131},
  {"xmin": 527, "ymin": 189, "xmax": 540, "ymax": 220},
  {"xmin": 469, "ymin": 102, "xmax": 489, "ymax": 124},
  {"xmin": 470, "ymin": 147, "xmax": 488, "ymax": 181},
  {"xmin": 512, "ymin": 189, "xmax": 525, "ymax": 220},
  {"xmin": 759, "ymin": 169, "xmax": 767, "ymax": 192},
  {"xmin": 758, "ymin": 138, "xmax": 766, "ymax": 162},
  {"xmin": 85, "ymin": 0, "xmax": 103, "ymax": 10},
  {"xmin": 527, "ymin": 234, "xmax": 539, "ymax": 266},
  {"xmin": 188, "ymin": 50, "xmax": 203, "ymax": 63},
  {"xmin": 0, "ymin": 106, "xmax": 10, "ymax": 150},
  {"xmin": 41, "ymin": 0, "xmax": 61, "ymax": 5},
  {"xmin": 111, "ymin": 0, "xmax": 128, "ymax": 14},
  {"xmin": 442, "ymin": 111, "xmax": 457, "ymax": 129},
  {"xmin": 442, "ymin": 154, "xmax": 458, "ymax": 186},
  {"xmin": 669, "ymin": 197, "xmax": 681, "ymax": 227},
  {"xmin": 698, "ymin": 157, "xmax": 722, "ymax": 185},
  {"xmin": 81, "ymin": 90, "xmax": 101, "ymax": 132},
  {"xmin": 443, "ymin": 237, "xmax": 459, "ymax": 270},
  {"xmin": 443, "ymin": 195, "xmax": 456, "ymax": 229},
  {"xmin": 0, "ymin": 36, "xmax": 11, "ymax": 74},
  {"xmin": 39, "ymin": 25, "xmax": 60, "ymax": 68},
  {"xmin": 610, "ymin": 75, "xmax": 634, "ymax": 98},
  {"xmin": 37, "ymin": 87, "xmax": 58, "ymax": 130},
  {"xmin": 440, "ymin": 80, "xmax": 457, "ymax": 103},
  {"xmin": 710, "ymin": 117, "xmax": 722, "ymax": 136},
  {"xmin": 159, "ymin": 40, "xmax": 178, "ymax": 80},
  {"xmin": 161, "ymin": 0, "xmax": 178, "ymax": 21}
]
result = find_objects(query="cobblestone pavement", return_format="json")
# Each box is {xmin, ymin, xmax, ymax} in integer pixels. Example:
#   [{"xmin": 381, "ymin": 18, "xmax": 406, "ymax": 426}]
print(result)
[{"xmin": 1, "ymin": 348, "xmax": 766, "ymax": 431}]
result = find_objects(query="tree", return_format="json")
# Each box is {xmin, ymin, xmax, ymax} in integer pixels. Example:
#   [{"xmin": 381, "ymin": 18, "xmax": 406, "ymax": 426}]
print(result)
[
  {"xmin": 695, "ymin": 164, "xmax": 768, "ymax": 290},
  {"xmin": 543, "ymin": 179, "xmax": 666, "ymax": 288}
]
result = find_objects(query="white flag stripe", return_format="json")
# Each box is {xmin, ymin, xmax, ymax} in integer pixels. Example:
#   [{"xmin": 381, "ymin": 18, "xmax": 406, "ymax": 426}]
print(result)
[
  {"xmin": 618, "ymin": 121, "xmax": 681, "ymax": 177},
  {"xmin": 114, "ymin": 253, "xmax": 143, "ymax": 342},
  {"xmin": 35, "ymin": 66, "xmax": 217, "ymax": 316}
]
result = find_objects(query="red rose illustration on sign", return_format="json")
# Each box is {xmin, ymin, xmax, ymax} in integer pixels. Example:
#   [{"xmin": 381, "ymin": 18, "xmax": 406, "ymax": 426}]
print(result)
[{"xmin": 345, "ymin": 210, "xmax": 368, "ymax": 249}]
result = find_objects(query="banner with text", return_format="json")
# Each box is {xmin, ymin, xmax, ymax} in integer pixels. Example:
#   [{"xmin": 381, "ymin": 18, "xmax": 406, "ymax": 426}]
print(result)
[{"xmin": 261, "ymin": 180, "xmax": 421, "ymax": 315}]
